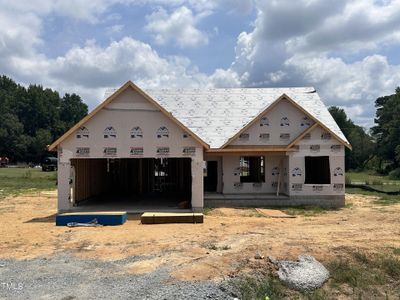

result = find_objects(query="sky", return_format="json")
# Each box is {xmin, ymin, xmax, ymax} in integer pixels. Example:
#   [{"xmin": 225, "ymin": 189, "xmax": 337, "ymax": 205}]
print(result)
[{"xmin": 1, "ymin": 0, "xmax": 400, "ymax": 128}]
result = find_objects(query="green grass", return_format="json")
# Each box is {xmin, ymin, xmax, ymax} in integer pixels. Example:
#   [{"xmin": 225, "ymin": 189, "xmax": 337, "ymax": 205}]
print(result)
[
  {"xmin": 393, "ymin": 248, "xmax": 400, "ymax": 256},
  {"xmin": 282, "ymin": 206, "xmax": 332, "ymax": 217},
  {"xmin": 0, "ymin": 167, "xmax": 57, "ymax": 199},
  {"xmin": 235, "ymin": 275, "xmax": 288, "ymax": 300},
  {"xmin": 203, "ymin": 207, "xmax": 214, "ymax": 215},
  {"xmin": 234, "ymin": 250, "xmax": 400, "ymax": 299},
  {"xmin": 347, "ymin": 171, "xmax": 400, "ymax": 185},
  {"xmin": 346, "ymin": 187, "xmax": 400, "ymax": 205},
  {"xmin": 368, "ymin": 184, "xmax": 400, "ymax": 193}
]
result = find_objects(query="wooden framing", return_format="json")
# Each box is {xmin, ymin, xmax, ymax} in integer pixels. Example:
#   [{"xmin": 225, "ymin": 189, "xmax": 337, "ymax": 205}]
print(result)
[
  {"xmin": 206, "ymin": 147, "xmax": 296, "ymax": 155},
  {"xmin": 48, "ymin": 81, "xmax": 210, "ymax": 151},
  {"xmin": 220, "ymin": 94, "xmax": 352, "ymax": 150}
]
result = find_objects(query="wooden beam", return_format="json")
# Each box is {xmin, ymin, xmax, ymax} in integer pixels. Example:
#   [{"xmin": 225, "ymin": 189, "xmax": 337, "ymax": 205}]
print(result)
[{"xmin": 206, "ymin": 148, "xmax": 296, "ymax": 155}]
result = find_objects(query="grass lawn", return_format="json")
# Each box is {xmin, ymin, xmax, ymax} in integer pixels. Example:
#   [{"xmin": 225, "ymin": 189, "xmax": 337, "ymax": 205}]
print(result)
[
  {"xmin": 0, "ymin": 167, "xmax": 57, "ymax": 199},
  {"xmin": 346, "ymin": 171, "xmax": 400, "ymax": 201},
  {"xmin": 347, "ymin": 171, "xmax": 400, "ymax": 185}
]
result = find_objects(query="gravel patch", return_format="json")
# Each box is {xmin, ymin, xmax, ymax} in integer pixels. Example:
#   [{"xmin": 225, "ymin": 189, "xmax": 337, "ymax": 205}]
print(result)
[
  {"xmin": 274, "ymin": 255, "xmax": 329, "ymax": 290},
  {"xmin": 0, "ymin": 255, "xmax": 234, "ymax": 300}
]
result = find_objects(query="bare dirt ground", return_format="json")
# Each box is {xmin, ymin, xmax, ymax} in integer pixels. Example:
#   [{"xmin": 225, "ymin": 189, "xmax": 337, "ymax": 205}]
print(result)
[{"xmin": 1, "ymin": 192, "xmax": 399, "ymax": 284}]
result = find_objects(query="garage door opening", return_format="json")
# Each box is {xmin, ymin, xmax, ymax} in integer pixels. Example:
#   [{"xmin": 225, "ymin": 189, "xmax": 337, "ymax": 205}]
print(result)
[{"xmin": 70, "ymin": 158, "xmax": 192, "ymax": 212}]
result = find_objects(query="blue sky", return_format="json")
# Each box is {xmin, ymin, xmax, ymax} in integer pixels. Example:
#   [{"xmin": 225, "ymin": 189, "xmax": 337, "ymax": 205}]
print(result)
[{"xmin": 1, "ymin": 0, "xmax": 400, "ymax": 128}]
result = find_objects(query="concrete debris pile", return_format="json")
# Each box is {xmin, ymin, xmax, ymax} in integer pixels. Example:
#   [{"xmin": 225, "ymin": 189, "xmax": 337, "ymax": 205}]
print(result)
[{"xmin": 271, "ymin": 255, "xmax": 329, "ymax": 290}]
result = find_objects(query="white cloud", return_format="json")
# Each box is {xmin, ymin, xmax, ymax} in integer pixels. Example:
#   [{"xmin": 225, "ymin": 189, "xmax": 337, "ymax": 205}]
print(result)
[
  {"xmin": 8, "ymin": 38, "xmax": 209, "ymax": 108},
  {"xmin": 209, "ymin": 69, "xmax": 241, "ymax": 87},
  {"xmin": 145, "ymin": 6, "xmax": 209, "ymax": 48},
  {"xmin": 0, "ymin": 0, "xmax": 211, "ymax": 108},
  {"xmin": 285, "ymin": 54, "xmax": 400, "ymax": 126},
  {"xmin": 106, "ymin": 24, "xmax": 124, "ymax": 37},
  {"xmin": 1, "ymin": 0, "xmax": 400, "ymax": 128},
  {"xmin": 286, "ymin": 0, "xmax": 400, "ymax": 53},
  {"xmin": 208, "ymin": 0, "xmax": 400, "ymax": 127},
  {"xmin": 0, "ymin": 0, "xmax": 119, "ymax": 23}
]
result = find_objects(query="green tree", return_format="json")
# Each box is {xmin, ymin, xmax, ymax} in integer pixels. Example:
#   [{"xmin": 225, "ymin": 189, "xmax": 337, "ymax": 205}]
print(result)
[
  {"xmin": 0, "ymin": 75, "xmax": 88, "ymax": 163},
  {"xmin": 371, "ymin": 87, "xmax": 400, "ymax": 171},
  {"xmin": 59, "ymin": 93, "xmax": 88, "ymax": 132},
  {"xmin": 329, "ymin": 106, "xmax": 375, "ymax": 170},
  {"xmin": 0, "ymin": 113, "xmax": 30, "ymax": 161}
]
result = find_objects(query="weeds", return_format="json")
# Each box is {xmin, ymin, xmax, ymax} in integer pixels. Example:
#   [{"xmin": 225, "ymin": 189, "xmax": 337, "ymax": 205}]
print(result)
[
  {"xmin": 328, "ymin": 251, "xmax": 400, "ymax": 290},
  {"xmin": 22, "ymin": 170, "xmax": 32, "ymax": 179},
  {"xmin": 283, "ymin": 206, "xmax": 331, "ymax": 217},
  {"xmin": 203, "ymin": 241, "xmax": 231, "ymax": 251},
  {"xmin": 233, "ymin": 250, "xmax": 400, "ymax": 300},
  {"xmin": 393, "ymin": 248, "xmax": 400, "ymax": 255},
  {"xmin": 379, "ymin": 255, "xmax": 400, "ymax": 279},
  {"xmin": 203, "ymin": 208, "xmax": 214, "ymax": 215},
  {"xmin": 236, "ymin": 275, "xmax": 287, "ymax": 300}
]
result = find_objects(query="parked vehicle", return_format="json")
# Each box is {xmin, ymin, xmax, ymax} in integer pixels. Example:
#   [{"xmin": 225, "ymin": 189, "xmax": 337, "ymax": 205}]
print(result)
[
  {"xmin": 0, "ymin": 156, "xmax": 9, "ymax": 167},
  {"xmin": 42, "ymin": 157, "xmax": 57, "ymax": 171}
]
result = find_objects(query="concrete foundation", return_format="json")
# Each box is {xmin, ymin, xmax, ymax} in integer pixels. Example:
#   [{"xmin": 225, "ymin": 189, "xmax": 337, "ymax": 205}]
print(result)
[{"xmin": 204, "ymin": 194, "xmax": 345, "ymax": 208}]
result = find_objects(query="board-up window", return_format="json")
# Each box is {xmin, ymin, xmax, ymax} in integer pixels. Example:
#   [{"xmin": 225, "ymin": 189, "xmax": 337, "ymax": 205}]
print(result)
[
  {"xmin": 240, "ymin": 156, "xmax": 265, "ymax": 183},
  {"xmin": 305, "ymin": 156, "xmax": 330, "ymax": 184}
]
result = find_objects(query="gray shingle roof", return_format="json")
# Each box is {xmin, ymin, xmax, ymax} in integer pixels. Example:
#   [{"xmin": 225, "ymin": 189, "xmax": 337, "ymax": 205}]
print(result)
[{"xmin": 104, "ymin": 87, "xmax": 348, "ymax": 148}]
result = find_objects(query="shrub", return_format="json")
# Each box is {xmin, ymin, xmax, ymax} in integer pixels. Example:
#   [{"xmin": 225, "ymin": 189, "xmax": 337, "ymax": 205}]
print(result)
[{"xmin": 388, "ymin": 168, "xmax": 400, "ymax": 180}]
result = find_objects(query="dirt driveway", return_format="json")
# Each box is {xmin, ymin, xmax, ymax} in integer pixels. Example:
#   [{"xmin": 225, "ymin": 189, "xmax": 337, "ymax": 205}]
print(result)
[{"xmin": 1, "ymin": 192, "xmax": 399, "ymax": 283}]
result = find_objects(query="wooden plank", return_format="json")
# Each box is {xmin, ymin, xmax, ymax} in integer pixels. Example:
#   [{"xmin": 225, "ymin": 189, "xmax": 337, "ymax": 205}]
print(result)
[{"xmin": 141, "ymin": 212, "xmax": 204, "ymax": 224}]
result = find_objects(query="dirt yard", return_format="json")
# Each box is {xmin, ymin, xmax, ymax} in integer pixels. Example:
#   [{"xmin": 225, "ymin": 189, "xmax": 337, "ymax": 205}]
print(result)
[{"xmin": 1, "ymin": 192, "xmax": 399, "ymax": 284}]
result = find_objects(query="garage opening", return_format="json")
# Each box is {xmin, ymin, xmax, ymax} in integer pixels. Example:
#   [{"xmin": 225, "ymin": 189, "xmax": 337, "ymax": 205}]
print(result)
[{"xmin": 70, "ymin": 158, "xmax": 192, "ymax": 211}]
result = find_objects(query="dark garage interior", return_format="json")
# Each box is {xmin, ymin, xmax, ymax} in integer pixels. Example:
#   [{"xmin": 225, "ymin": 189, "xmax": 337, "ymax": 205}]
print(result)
[{"xmin": 70, "ymin": 158, "xmax": 192, "ymax": 211}]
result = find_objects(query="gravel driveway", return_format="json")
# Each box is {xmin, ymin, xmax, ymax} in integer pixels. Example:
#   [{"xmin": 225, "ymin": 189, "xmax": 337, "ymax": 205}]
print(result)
[{"xmin": 0, "ymin": 255, "xmax": 234, "ymax": 300}]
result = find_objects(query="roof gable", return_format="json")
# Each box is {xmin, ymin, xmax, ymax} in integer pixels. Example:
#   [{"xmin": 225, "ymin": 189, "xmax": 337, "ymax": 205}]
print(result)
[
  {"xmin": 220, "ymin": 94, "xmax": 351, "ymax": 149},
  {"xmin": 48, "ymin": 81, "xmax": 209, "ymax": 151}
]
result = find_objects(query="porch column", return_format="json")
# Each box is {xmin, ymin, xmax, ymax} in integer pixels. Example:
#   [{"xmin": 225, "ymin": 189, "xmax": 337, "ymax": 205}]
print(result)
[
  {"xmin": 57, "ymin": 147, "xmax": 73, "ymax": 212},
  {"xmin": 191, "ymin": 158, "xmax": 204, "ymax": 212}
]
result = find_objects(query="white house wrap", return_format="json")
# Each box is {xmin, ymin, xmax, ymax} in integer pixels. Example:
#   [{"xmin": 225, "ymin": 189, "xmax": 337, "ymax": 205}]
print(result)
[{"xmin": 49, "ymin": 81, "xmax": 351, "ymax": 213}]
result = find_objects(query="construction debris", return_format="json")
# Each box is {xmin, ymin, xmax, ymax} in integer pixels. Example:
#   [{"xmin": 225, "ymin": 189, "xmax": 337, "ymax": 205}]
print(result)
[
  {"xmin": 254, "ymin": 253, "xmax": 265, "ymax": 259},
  {"xmin": 67, "ymin": 218, "xmax": 102, "ymax": 227}
]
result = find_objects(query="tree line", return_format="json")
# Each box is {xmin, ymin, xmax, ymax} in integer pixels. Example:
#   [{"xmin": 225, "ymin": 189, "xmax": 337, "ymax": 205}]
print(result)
[
  {"xmin": 0, "ymin": 75, "xmax": 88, "ymax": 163},
  {"xmin": 329, "ymin": 87, "xmax": 400, "ymax": 178}
]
